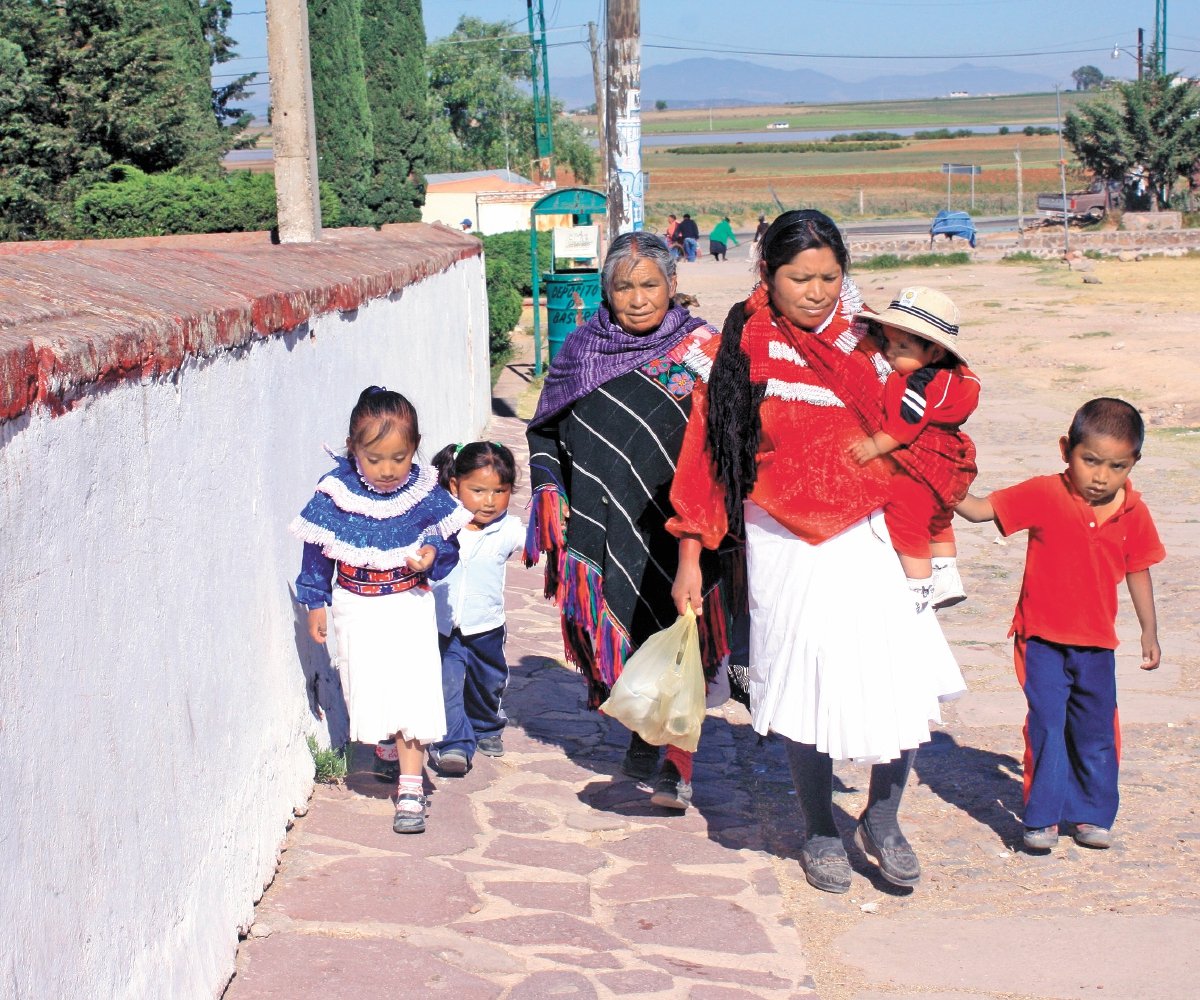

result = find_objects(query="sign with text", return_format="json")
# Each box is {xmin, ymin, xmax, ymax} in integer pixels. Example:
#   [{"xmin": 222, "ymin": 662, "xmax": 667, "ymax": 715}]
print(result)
[
  {"xmin": 553, "ymin": 225, "xmax": 600, "ymax": 259},
  {"xmin": 941, "ymin": 163, "xmax": 983, "ymax": 175}
]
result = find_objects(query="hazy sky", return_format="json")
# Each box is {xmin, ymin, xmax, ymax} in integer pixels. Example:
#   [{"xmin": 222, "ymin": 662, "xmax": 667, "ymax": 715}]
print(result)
[{"xmin": 222, "ymin": 0, "xmax": 1200, "ymax": 105}]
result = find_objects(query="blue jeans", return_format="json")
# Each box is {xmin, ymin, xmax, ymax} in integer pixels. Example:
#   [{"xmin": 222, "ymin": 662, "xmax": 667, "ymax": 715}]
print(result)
[
  {"xmin": 1017, "ymin": 636, "xmax": 1120, "ymax": 828},
  {"xmin": 683, "ymin": 237, "xmax": 698, "ymax": 262},
  {"xmin": 434, "ymin": 626, "xmax": 508, "ymax": 761}
]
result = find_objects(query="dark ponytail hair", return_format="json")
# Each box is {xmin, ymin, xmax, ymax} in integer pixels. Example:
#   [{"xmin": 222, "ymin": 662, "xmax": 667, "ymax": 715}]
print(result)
[
  {"xmin": 706, "ymin": 209, "xmax": 848, "ymax": 536},
  {"xmin": 431, "ymin": 441, "xmax": 518, "ymax": 491},
  {"xmin": 348, "ymin": 386, "xmax": 419, "ymax": 451}
]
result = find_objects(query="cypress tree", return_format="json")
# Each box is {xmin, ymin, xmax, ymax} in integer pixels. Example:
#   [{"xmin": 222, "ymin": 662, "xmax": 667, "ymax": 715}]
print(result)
[
  {"xmin": 307, "ymin": 0, "xmax": 375, "ymax": 227},
  {"xmin": 360, "ymin": 0, "xmax": 427, "ymax": 224},
  {"xmin": 0, "ymin": 0, "xmax": 226, "ymax": 238}
]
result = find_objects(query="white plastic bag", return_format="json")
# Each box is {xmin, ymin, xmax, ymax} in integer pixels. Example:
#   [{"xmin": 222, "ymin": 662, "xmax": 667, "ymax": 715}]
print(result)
[{"xmin": 599, "ymin": 607, "xmax": 706, "ymax": 752}]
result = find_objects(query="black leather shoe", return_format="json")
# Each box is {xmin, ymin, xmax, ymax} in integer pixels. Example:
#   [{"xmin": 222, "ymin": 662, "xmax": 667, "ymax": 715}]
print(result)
[
  {"xmin": 800, "ymin": 837, "xmax": 852, "ymax": 894},
  {"xmin": 856, "ymin": 817, "xmax": 921, "ymax": 887}
]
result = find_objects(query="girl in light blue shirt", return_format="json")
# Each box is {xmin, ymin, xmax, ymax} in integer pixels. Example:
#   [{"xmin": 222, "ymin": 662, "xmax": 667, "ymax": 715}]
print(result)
[{"xmin": 427, "ymin": 442, "xmax": 525, "ymax": 775}]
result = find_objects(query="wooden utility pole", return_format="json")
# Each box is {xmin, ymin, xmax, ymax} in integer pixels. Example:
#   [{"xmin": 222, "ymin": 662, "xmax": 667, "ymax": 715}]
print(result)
[
  {"xmin": 266, "ymin": 0, "xmax": 322, "ymax": 242},
  {"xmin": 605, "ymin": 0, "xmax": 642, "ymax": 241},
  {"xmin": 588, "ymin": 22, "xmax": 607, "ymax": 178}
]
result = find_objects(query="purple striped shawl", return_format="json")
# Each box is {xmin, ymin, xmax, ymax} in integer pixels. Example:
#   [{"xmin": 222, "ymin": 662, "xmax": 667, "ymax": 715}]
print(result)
[{"xmin": 530, "ymin": 303, "xmax": 708, "ymax": 429}]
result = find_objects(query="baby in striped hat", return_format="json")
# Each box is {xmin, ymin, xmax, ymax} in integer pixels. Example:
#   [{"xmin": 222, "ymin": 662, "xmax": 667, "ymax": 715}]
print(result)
[{"xmin": 849, "ymin": 286, "xmax": 981, "ymax": 614}]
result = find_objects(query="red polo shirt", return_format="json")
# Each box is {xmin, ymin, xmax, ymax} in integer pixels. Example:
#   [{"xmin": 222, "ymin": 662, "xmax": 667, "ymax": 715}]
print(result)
[{"xmin": 989, "ymin": 473, "xmax": 1165, "ymax": 649}]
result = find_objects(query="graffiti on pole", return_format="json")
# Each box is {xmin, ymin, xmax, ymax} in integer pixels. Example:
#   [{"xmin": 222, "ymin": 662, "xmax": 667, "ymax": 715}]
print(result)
[{"xmin": 613, "ymin": 87, "xmax": 644, "ymax": 232}]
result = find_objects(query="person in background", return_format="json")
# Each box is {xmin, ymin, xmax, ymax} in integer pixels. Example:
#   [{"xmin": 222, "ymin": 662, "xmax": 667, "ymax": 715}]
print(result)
[
  {"xmin": 956, "ymin": 397, "xmax": 1164, "ymax": 853},
  {"xmin": 460, "ymin": 219, "xmax": 473, "ymax": 231},
  {"xmin": 678, "ymin": 213, "xmax": 700, "ymax": 263},
  {"xmin": 665, "ymin": 213, "xmax": 682, "ymax": 260},
  {"xmin": 708, "ymin": 217, "xmax": 739, "ymax": 261},
  {"xmin": 754, "ymin": 215, "xmax": 770, "ymax": 243},
  {"xmin": 525, "ymin": 231, "xmax": 732, "ymax": 812}
]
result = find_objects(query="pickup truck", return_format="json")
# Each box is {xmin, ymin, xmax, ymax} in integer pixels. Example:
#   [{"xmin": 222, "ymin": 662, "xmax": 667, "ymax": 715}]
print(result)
[{"xmin": 1036, "ymin": 180, "xmax": 1122, "ymax": 221}]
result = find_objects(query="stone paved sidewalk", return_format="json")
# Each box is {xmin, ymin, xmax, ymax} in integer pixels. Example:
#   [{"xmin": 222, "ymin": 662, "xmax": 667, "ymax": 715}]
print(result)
[{"xmin": 223, "ymin": 336, "xmax": 819, "ymax": 999}]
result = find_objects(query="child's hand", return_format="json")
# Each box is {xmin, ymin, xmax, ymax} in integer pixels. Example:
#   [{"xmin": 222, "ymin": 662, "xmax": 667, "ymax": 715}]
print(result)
[
  {"xmin": 307, "ymin": 607, "xmax": 329, "ymax": 645},
  {"xmin": 406, "ymin": 545, "xmax": 437, "ymax": 574},
  {"xmin": 849, "ymin": 437, "xmax": 880, "ymax": 465},
  {"xmin": 1140, "ymin": 634, "xmax": 1161, "ymax": 671}
]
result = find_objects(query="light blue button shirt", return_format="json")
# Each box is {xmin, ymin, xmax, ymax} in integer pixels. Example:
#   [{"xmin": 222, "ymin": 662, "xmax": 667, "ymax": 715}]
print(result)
[{"xmin": 433, "ymin": 513, "xmax": 526, "ymax": 636}]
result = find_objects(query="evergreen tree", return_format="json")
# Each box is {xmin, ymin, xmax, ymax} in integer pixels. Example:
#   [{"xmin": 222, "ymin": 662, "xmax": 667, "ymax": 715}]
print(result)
[
  {"xmin": 0, "ymin": 0, "xmax": 225, "ymax": 238},
  {"xmin": 307, "ymin": 0, "xmax": 375, "ymax": 226},
  {"xmin": 1064, "ymin": 73, "xmax": 1200, "ymax": 210},
  {"xmin": 203, "ymin": 0, "xmax": 256, "ymax": 151},
  {"xmin": 360, "ymin": 0, "xmax": 427, "ymax": 224},
  {"xmin": 426, "ymin": 17, "xmax": 595, "ymax": 183}
]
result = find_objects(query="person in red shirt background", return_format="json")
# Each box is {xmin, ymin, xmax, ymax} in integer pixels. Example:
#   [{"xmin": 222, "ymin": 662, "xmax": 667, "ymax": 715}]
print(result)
[
  {"xmin": 957, "ymin": 397, "xmax": 1164, "ymax": 853},
  {"xmin": 850, "ymin": 286, "xmax": 981, "ymax": 613}
]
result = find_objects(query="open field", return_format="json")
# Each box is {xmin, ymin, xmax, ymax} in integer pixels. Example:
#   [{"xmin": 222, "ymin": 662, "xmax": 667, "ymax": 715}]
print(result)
[
  {"xmin": 644, "ymin": 132, "xmax": 1070, "ymax": 224},
  {"xmin": 623, "ymin": 92, "xmax": 1096, "ymax": 134}
]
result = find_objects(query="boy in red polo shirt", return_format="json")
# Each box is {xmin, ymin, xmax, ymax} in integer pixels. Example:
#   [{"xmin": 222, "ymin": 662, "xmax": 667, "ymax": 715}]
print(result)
[{"xmin": 956, "ymin": 398, "xmax": 1164, "ymax": 853}]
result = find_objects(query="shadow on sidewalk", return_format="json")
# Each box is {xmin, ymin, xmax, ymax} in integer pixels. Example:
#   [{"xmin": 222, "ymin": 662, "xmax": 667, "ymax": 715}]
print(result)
[
  {"xmin": 504, "ymin": 651, "xmax": 767, "ymax": 842},
  {"xmin": 913, "ymin": 730, "xmax": 1025, "ymax": 848}
]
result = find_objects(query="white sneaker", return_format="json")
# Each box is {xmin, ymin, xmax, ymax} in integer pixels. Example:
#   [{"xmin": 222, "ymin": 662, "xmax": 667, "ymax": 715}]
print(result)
[
  {"xmin": 906, "ymin": 577, "xmax": 936, "ymax": 615},
  {"xmin": 931, "ymin": 559, "xmax": 967, "ymax": 610}
]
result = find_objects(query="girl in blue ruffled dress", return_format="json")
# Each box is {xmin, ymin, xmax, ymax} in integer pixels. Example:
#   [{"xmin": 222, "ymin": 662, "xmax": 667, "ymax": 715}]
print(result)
[{"xmin": 291, "ymin": 386, "xmax": 472, "ymax": 834}]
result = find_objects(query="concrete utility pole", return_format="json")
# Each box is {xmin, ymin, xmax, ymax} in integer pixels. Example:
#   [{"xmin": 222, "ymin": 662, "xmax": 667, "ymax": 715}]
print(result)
[
  {"xmin": 266, "ymin": 0, "xmax": 322, "ymax": 242},
  {"xmin": 605, "ymin": 0, "xmax": 643, "ymax": 241},
  {"xmin": 588, "ymin": 22, "xmax": 607, "ymax": 177}
]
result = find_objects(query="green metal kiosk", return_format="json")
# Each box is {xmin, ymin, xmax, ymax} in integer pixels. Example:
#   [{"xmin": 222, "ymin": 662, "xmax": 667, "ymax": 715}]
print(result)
[{"xmin": 529, "ymin": 187, "xmax": 607, "ymax": 376}]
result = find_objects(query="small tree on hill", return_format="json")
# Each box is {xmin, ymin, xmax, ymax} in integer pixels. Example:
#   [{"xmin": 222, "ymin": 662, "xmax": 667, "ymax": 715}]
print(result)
[
  {"xmin": 1064, "ymin": 73, "xmax": 1200, "ymax": 210},
  {"xmin": 1071, "ymin": 65, "xmax": 1105, "ymax": 91}
]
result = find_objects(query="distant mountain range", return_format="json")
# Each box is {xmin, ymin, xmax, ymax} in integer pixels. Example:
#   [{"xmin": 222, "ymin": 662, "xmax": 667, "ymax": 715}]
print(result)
[{"xmin": 551, "ymin": 58, "xmax": 1059, "ymax": 109}]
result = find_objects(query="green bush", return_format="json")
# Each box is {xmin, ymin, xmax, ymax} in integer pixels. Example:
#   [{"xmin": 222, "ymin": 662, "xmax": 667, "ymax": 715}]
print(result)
[
  {"xmin": 485, "ymin": 257, "xmax": 521, "ymax": 363},
  {"xmin": 481, "ymin": 229, "xmax": 553, "ymax": 297},
  {"xmin": 858, "ymin": 251, "xmax": 971, "ymax": 270},
  {"xmin": 307, "ymin": 735, "xmax": 348, "ymax": 784},
  {"xmin": 71, "ymin": 166, "xmax": 342, "ymax": 238}
]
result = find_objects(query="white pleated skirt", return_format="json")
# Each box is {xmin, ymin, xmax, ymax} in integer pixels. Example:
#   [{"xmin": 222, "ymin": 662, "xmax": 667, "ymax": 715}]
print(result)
[
  {"xmin": 745, "ymin": 502, "xmax": 965, "ymax": 763},
  {"xmin": 329, "ymin": 585, "xmax": 447, "ymax": 745}
]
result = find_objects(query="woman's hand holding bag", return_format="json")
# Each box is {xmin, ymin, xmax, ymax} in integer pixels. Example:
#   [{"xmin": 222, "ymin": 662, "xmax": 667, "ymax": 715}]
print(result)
[{"xmin": 599, "ymin": 606, "xmax": 707, "ymax": 752}]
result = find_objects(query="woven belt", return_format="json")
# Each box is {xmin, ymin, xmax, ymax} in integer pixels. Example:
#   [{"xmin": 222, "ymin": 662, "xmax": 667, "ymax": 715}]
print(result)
[{"xmin": 336, "ymin": 564, "xmax": 427, "ymax": 596}]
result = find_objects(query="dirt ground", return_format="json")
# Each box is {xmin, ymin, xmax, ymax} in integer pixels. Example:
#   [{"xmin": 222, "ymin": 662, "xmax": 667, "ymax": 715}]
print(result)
[{"xmin": 668, "ymin": 247, "xmax": 1200, "ymax": 1000}]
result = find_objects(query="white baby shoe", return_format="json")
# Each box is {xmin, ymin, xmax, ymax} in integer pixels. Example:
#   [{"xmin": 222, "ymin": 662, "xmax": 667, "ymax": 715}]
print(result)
[{"xmin": 931, "ymin": 558, "xmax": 967, "ymax": 610}]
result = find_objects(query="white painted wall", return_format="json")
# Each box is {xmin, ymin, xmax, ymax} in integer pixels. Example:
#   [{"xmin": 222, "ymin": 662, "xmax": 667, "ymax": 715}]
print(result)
[{"xmin": 0, "ymin": 256, "xmax": 489, "ymax": 999}]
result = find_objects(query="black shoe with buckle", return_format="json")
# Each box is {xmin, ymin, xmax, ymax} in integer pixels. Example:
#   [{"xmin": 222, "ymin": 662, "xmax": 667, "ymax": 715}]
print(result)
[
  {"xmin": 392, "ymin": 792, "xmax": 427, "ymax": 834},
  {"xmin": 800, "ymin": 836, "xmax": 852, "ymax": 894},
  {"xmin": 855, "ymin": 816, "xmax": 921, "ymax": 887},
  {"xmin": 373, "ymin": 740, "xmax": 399, "ymax": 783}
]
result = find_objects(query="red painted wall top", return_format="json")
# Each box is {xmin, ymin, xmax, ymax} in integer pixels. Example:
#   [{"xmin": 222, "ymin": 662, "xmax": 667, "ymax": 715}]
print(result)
[{"xmin": 0, "ymin": 225, "xmax": 481, "ymax": 421}]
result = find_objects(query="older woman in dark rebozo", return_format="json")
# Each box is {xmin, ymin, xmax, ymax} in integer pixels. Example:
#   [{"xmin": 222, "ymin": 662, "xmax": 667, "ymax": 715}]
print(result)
[
  {"xmin": 524, "ymin": 231, "xmax": 734, "ymax": 812},
  {"xmin": 669, "ymin": 210, "xmax": 965, "ymax": 892}
]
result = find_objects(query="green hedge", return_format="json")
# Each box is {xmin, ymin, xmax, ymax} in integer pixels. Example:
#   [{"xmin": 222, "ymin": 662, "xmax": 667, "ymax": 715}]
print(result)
[
  {"xmin": 480, "ymin": 229, "xmax": 553, "ymax": 297},
  {"xmin": 484, "ymin": 257, "xmax": 521, "ymax": 363},
  {"xmin": 71, "ymin": 167, "xmax": 342, "ymax": 238}
]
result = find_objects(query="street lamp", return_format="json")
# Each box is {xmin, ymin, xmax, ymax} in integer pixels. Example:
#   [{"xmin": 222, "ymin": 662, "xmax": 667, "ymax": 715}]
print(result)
[{"xmin": 1111, "ymin": 28, "xmax": 1144, "ymax": 81}]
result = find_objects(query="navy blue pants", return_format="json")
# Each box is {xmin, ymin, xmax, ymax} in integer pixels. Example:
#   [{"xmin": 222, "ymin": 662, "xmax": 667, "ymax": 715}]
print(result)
[
  {"xmin": 1016, "ymin": 636, "xmax": 1120, "ymax": 829},
  {"xmin": 435, "ymin": 626, "xmax": 508, "ymax": 761}
]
